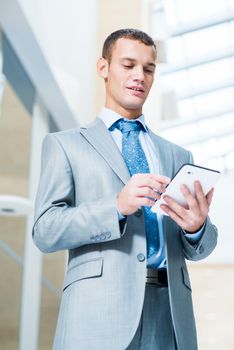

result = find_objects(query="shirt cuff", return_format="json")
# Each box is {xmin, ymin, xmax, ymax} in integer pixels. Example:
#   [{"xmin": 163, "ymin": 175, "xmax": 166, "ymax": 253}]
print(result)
[
  {"xmin": 183, "ymin": 221, "xmax": 206, "ymax": 244},
  {"xmin": 117, "ymin": 210, "xmax": 126, "ymax": 221}
]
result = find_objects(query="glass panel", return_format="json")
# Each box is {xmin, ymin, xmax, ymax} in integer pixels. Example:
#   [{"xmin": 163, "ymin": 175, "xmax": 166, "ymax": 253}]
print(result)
[
  {"xmin": 182, "ymin": 24, "xmax": 231, "ymax": 61},
  {"xmin": 228, "ymin": 0, "xmax": 234, "ymax": 12},
  {"xmin": 187, "ymin": 58, "xmax": 234, "ymax": 93},
  {"xmin": 178, "ymin": 98, "xmax": 200, "ymax": 120},
  {"xmin": 176, "ymin": 0, "xmax": 229, "ymax": 25},
  {"xmin": 154, "ymin": 0, "xmax": 234, "ymax": 171},
  {"xmin": 178, "ymin": 87, "xmax": 234, "ymax": 119},
  {"xmin": 152, "ymin": 6, "xmax": 169, "ymax": 40},
  {"xmin": 161, "ymin": 70, "xmax": 189, "ymax": 97},
  {"xmin": 225, "ymin": 150, "xmax": 234, "ymax": 170},
  {"xmin": 187, "ymin": 134, "xmax": 234, "ymax": 171},
  {"xmin": 166, "ymin": 36, "xmax": 186, "ymax": 65},
  {"xmin": 193, "ymin": 87, "xmax": 234, "ymax": 116},
  {"xmin": 161, "ymin": 57, "xmax": 234, "ymax": 99},
  {"xmin": 163, "ymin": 0, "xmax": 178, "ymax": 28},
  {"xmin": 160, "ymin": 113, "xmax": 234, "ymax": 151},
  {"xmin": 230, "ymin": 20, "xmax": 234, "ymax": 46},
  {"xmin": 164, "ymin": 0, "xmax": 232, "ymax": 28}
]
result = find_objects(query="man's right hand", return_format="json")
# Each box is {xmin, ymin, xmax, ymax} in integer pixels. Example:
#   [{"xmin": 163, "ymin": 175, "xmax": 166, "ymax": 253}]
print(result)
[{"xmin": 117, "ymin": 173, "xmax": 171, "ymax": 216}]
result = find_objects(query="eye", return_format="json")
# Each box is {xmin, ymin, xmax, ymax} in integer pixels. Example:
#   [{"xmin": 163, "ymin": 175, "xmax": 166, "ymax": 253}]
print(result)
[
  {"xmin": 144, "ymin": 68, "xmax": 155, "ymax": 74},
  {"xmin": 123, "ymin": 65, "xmax": 133, "ymax": 69}
]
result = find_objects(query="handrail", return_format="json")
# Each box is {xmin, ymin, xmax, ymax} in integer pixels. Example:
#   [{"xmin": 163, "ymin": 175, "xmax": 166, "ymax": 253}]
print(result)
[
  {"xmin": 0, "ymin": 239, "xmax": 60, "ymax": 295},
  {"xmin": 0, "ymin": 195, "xmax": 33, "ymax": 216}
]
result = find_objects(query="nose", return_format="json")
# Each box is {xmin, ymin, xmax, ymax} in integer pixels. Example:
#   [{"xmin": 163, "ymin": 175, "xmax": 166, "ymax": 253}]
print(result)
[{"xmin": 132, "ymin": 66, "xmax": 145, "ymax": 83}]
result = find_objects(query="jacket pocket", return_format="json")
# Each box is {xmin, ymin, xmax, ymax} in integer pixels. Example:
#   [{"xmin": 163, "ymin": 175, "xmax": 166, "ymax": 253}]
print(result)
[
  {"xmin": 181, "ymin": 266, "xmax": 192, "ymax": 291},
  {"xmin": 63, "ymin": 257, "xmax": 103, "ymax": 290}
]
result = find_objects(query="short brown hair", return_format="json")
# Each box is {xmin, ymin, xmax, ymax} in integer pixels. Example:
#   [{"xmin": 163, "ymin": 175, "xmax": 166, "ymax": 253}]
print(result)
[{"xmin": 102, "ymin": 28, "xmax": 156, "ymax": 62}]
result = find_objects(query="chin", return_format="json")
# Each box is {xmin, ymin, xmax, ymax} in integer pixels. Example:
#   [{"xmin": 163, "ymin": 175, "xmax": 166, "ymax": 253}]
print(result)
[
  {"xmin": 123, "ymin": 99, "xmax": 144, "ymax": 109},
  {"xmin": 125, "ymin": 103, "xmax": 144, "ymax": 111}
]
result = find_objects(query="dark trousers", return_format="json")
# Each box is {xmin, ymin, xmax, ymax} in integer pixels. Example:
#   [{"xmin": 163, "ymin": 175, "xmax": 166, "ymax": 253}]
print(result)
[{"xmin": 127, "ymin": 284, "xmax": 177, "ymax": 350}]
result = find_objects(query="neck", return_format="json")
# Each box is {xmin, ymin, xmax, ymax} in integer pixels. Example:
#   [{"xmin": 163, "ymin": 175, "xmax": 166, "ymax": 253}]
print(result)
[{"xmin": 104, "ymin": 103, "xmax": 142, "ymax": 120}]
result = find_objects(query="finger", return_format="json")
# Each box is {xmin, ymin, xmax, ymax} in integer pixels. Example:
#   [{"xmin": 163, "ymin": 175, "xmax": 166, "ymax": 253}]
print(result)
[
  {"xmin": 206, "ymin": 187, "xmax": 214, "ymax": 207},
  {"xmin": 150, "ymin": 174, "xmax": 171, "ymax": 184},
  {"xmin": 161, "ymin": 202, "xmax": 205, "ymax": 232},
  {"xmin": 160, "ymin": 204, "xmax": 185, "ymax": 228},
  {"xmin": 180, "ymin": 184, "xmax": 199, "ymax": 212},
  {"xmin": 163, "ymin": 194, "xmax": 189, "ymax": 218},
  {"xmin": 134, "ymin": 180, "xmax": 168, "ymax": 196},
  {"xmin": 133, "ymin": 173, "xmax": 171, "ymax": 188},
  {"xmin": 193, "ymin": 181, "xmax": 209, "ymax": 215},
  {"xmin": 136, "ymin": 197, "xmax": 156, "ymax": 207},
  {"xmin": 136, "ymin": 187, "xmax": 161, "ymax": 200},
  {"xmin": 142, "ymin": 178, "xmax": 169, "ymax": 194},
  {"xmin": 194, "ymin": 181, "xmax": 207, "ymax": 206}
]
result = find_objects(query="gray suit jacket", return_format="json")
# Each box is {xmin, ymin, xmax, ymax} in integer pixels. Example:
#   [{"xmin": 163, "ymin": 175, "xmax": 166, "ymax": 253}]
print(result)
[{"xmin": 33, "ymin": 118, "xmax": 217, "ymax": 350}]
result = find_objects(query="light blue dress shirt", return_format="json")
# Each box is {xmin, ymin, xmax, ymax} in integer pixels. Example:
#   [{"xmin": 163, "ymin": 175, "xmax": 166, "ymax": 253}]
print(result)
[{"xmin": 99, "ymin": 108, "xmax": 204, "ymax": 267}]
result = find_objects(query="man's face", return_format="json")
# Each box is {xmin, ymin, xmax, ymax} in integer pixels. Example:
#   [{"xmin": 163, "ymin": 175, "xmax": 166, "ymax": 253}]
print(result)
[{"xmin": 98, "ymin": 38, "xmax": 156, "ymax": 119}]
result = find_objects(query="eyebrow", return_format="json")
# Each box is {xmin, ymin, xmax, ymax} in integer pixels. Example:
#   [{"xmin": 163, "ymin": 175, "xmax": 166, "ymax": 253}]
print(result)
[{"xmin": 120, "ymin": 57, "xmax": 156, "ymax": 68}]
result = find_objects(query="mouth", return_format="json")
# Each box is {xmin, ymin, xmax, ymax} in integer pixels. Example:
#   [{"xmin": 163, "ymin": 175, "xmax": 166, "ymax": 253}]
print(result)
[
  {"xmin": 127, "ymin": 86, "xmax": 145, "ymax": 98},
  {"xmin": 127, "ymin": 86, "xmax": 145, "ymax": 93}
]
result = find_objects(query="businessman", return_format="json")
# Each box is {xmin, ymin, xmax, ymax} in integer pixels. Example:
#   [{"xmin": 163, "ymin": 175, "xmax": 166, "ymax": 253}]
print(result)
[{"xmin": 33, "ymin": 29, "xmax": 217, "ymax": 350}]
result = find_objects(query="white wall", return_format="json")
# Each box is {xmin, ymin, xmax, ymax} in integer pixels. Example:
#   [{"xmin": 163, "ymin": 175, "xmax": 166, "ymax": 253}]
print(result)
[
  {"xmin": 201, "ymin": 170, "xmax": 234, "ymax": 263},
  {"xmin": 0, "ymin": 46, "xmax": 5, "ymax": 113},
  {"xmin": 19, "ymin": 0, "xmax": 98, "ymax": 125}
]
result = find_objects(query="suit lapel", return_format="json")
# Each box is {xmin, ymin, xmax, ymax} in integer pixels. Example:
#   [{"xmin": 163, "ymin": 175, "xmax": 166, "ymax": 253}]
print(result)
[
  {"xmin": 148, "ymin": 129, "xmax": 175, "ymax": 178},
  {"xmin": 80, "ymin": 118, "xmax": 130, "ymax": 184},
  {"xmin": 80, "ymin": 122, "xmax": 175, "ymax": 184}
]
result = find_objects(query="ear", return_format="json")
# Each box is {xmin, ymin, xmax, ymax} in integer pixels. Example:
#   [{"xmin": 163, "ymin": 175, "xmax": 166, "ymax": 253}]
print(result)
[{"xmin": 97, "ymin": 57, "xmax": 109, "ymax": 80}]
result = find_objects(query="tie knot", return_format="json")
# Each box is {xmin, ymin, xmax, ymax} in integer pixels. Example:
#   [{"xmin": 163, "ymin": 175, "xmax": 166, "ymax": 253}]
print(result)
[{"xmin": 114, "ymin": 119, "xmax": 144, "ymax": 134}]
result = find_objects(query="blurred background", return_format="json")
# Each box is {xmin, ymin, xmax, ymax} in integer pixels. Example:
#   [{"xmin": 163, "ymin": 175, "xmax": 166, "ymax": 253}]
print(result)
[{"xmin": 0, "ymin": 0, "xmax": 233, "ymax": 349}]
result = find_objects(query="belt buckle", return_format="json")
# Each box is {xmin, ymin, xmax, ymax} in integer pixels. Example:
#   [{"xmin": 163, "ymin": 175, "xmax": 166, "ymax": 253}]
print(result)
[{"xmin": 146, "ymin": 268, "xmax": 168, "ymax": 287}]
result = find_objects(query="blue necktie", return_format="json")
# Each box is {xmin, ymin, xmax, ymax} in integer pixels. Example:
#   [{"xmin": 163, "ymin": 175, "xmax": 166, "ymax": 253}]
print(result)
[{"xmin": 115, "ymin": 119, "xmax": 163, "ymax": 267}]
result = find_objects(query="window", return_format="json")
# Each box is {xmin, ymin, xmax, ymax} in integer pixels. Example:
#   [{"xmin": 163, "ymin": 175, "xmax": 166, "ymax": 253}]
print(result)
[{"xmin": 151, "ymin": 0, "xmax": 234, "ymax": 171}]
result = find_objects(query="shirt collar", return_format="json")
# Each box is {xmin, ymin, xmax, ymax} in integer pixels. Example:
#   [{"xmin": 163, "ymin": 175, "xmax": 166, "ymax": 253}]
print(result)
[{"xmin": 98, "ymin": 107, "xmax": 148, "ymax": 132}]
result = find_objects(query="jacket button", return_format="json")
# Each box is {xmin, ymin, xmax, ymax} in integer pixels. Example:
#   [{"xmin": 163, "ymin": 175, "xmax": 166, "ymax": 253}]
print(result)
[
  {"xmin": 135, "ymin": 209, "xmax": 142, "ymax": 217},
  {"xmin": 106, "ymin": 232, "xmax": 111, "ymax": 239},
  {"xmin": 137, "ymin": 253, "xmax": 145, "ymax": 262},
  {"xmin": 100, "ymin": 233, "xmax": 106, "ymax": 240}
]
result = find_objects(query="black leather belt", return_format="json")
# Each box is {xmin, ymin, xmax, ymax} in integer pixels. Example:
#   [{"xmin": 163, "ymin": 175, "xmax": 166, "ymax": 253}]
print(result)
[{"xmin": 146, "ymin": 268, "xmax": 168, "ymax": 287}]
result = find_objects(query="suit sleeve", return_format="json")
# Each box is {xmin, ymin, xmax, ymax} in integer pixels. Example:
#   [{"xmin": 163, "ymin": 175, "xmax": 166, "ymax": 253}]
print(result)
[
  {"xmin": 181, "ymin": 216, "xmax": 218, "ymax": 261},
  {"xmin": 32, "ymin": 134, "xmax": 127, "ymax": 253},
  {"xmin": 180, "ymin": 150, "xmax": 218, "ymax": 260}
]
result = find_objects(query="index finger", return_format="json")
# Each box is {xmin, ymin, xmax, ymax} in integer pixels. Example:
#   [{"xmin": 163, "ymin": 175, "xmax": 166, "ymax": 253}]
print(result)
[
  {"xmin": 132, "ymin": 173, "xmax": 171, "ymax": 193},
  {"xmin": 146, "ymin": 174, "xmax": 171, "ymax": 193},
  {"xmin": 149, "ymin": 174, "xmax": 171, "ymax": 185}
]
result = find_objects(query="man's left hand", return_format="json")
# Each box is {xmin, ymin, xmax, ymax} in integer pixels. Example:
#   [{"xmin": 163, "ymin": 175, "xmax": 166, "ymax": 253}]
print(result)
[{"xmin": 160, "ymin": 181, "xmax": 214, "ymax": 233}]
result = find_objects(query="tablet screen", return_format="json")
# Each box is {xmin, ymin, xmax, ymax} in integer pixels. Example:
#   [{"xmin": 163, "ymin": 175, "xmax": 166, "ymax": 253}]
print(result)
[{"xmin": 151, "ymin": 164, "xmax": 221, "ymax": 216}]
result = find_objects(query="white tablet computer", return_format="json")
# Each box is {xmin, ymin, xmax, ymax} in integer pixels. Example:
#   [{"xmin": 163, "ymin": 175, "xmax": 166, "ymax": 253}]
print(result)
[{"xmin": 151, "ymin": 164, "xmax": 221, "ymax": 216}]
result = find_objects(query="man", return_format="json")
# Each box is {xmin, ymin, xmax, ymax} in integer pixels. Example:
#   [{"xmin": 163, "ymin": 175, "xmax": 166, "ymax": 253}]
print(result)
[{"xmin": 33, "ymin": 29, "xmax": 217, "ymax": 350}]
